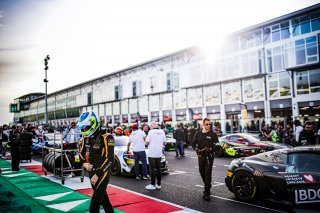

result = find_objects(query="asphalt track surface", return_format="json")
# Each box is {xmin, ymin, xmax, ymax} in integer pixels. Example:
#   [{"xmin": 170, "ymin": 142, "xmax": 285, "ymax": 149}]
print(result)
[
  {"xmin": 110, "ymin": 148, "xmax": 294, "ymax": 213},
  {"xmin": 1, "ymin": 148, "xmax": 315, "ymax": 213}
]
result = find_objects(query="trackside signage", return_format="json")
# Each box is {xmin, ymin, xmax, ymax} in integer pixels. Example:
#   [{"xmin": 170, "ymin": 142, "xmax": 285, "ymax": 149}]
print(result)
[{"xmin": 295, "ymin": 188, "xmax": 320, "ymax": 204}]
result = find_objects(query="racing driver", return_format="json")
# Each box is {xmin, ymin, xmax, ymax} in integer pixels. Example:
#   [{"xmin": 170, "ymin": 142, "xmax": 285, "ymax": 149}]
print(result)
[{"xmin": 78, "ymin": 110, "xmax": 115, "ymax": 213}]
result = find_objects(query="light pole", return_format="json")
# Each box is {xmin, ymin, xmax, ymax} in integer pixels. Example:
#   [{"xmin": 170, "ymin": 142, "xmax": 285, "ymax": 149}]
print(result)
[{"xmin": 44, "ymin": 55, "xmax": 50, "ymax": 124}]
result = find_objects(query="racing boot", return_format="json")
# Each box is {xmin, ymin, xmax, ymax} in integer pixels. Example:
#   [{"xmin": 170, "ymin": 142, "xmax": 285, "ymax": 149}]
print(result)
[{"xmin": 203, "ymin": 191, "xmax": 210, "ymax": 201}]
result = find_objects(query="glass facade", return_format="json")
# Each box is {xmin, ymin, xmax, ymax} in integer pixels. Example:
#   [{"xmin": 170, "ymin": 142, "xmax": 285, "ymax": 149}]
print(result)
[{"xmin": 12, "ymin": 5, "xmax": 320, "ymax": 133}]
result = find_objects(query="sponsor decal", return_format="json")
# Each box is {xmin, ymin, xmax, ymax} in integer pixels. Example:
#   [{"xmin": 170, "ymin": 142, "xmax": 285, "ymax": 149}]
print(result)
[
  {"xmin": 254, "ymin": 170, "xmax": 263, "ymax": 177},
  {"xmin": 225, "ymin": 148, "xmax": 236, "ymax": 156},
  {"xmin": 295, "ymin": 188, "xmax": 320, "ymax": 204},
  {"xmin": 303, "ymin": 174, "xmax": 315, "ymax": 184},
  {"xmin": 242, "ymin": 163, "xmax": 254, "ymax": 171},
  {"xmin": 284, "ymin": 174, "xmax": 306, "ymax": 185}
]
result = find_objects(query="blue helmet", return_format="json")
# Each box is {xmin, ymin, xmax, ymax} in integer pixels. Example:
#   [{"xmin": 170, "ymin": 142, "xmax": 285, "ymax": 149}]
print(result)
[{"xmin": 77, "ymin": 110, "xmax": 99, "ymax": 137}]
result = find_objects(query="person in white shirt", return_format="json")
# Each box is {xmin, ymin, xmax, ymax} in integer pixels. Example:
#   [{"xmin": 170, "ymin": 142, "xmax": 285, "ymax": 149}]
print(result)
[
  {"xmin": 294, "ymin": 120, "xmax": 303, "ymax": 146},
  {"xmin": 64, "ymin": 122, "xmax": 81, "ymax": 143},
  {"xmin": 145, "ymin": 122, "xmax": 166, "ymax": 190},
  {"xmin": 127, "ymin": 124, "xmax": 148, "ymax": 180}
]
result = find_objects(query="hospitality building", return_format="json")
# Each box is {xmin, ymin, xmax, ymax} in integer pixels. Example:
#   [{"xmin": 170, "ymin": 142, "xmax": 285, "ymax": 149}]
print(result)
[{"xmin": 10, "ymin": 4, "xmax": 320, "ymax": 133}]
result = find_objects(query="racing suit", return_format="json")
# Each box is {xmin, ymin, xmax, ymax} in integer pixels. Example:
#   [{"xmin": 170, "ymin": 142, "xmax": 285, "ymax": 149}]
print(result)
[
  {"xmin": 79, "ymin": 129, "xmax": 115, "ymax": 213},
  {"xmin": 192, "ymin": 130, "xmax": 219, "ymax": 198}
]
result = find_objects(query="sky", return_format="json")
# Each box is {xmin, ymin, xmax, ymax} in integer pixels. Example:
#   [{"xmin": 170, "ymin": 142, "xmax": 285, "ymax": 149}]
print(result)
[{"xmin": 0, "ymin": 0, "xmax": 319, "ymax": 124}]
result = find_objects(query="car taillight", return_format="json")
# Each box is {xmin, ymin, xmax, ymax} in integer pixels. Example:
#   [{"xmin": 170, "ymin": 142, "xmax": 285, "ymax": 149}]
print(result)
[{"xmin": 126, "ymin": 151, "xmax": 133, "ymax": 156}]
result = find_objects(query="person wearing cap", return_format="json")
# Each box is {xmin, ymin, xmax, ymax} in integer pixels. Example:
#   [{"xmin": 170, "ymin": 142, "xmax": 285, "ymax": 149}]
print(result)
[
  {"xmin": 145, "ymin": 122, "xmax": 166, "ymax": 190},
  {"xmin": 127, "ymin": 124, "xmax": 148, "ymax": 180}
]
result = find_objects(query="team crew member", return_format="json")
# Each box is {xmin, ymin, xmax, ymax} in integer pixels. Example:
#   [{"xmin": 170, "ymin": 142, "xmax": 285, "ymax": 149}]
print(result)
[
  {"xmin": 78, "ymin": 111, "xmax": 115, "ymax": 213},
  {"xmin": 192, "ymin": 118, "xmax": 219, "ymax": 201},
  {"xmin": 145, "ymin": 122, "xmax": 166, "ymax": 190},
  {"xmin": 127, "ymin": 124, "xmax": 148, "ymax": 180}
]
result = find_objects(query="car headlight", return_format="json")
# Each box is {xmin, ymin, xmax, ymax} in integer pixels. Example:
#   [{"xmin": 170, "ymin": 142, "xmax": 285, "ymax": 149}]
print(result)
[{"xmin": 226, "ymin": 171, "xmax": 233, "ymax": 177}]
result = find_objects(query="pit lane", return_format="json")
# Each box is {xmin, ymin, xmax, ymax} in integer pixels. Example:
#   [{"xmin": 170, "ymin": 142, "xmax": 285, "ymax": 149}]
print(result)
[{"xmin": 109, "ymin": 148, "xmax": 290, "ymax": 213}]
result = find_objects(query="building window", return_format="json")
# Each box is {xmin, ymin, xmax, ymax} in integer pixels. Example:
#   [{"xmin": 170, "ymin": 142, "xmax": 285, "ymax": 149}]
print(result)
[
  {"xmin": 255, "ymin": 30, "xmax": 262, "ymax": 46},
  {"xmin": 268, "ymin": 72, "xmax": 291, "ymax": 98},
  {"xmin": 167, "ymin": 72, "xmax": 172, "ymax": 90},
  {"xmin": 222, "ymin": 81, "xmax": 241, "ymax": 104},
  {"xmin": 280, "ymin": 21, "xmax": 290, "ymax": 40},
  {"xmin": 310, "ymin": 69, "xmax": 320, "ymax": 93},
  {"xmin": 296, "ymin": 69, "xmax": 320, "ymax": 95},
  {"xmin": 263, "ymin": 28, "xmax": 271, "ymax": 44},
  {"xmin": 296, "ymin": 71, "xmax": 310, "ymax": 95},
  {"xmin": 243, "ymin": 78, "xmax": 264, "ymax": 102},
  {"xmin": 272, "ymin": 24, "xmax": 280, "ymax": 42},
  {"xmin": 292, "ymin": 18, "xmax": 301, "ymax": 37},
  {"xmin": 115, "ymin": 85, "xmax": 121, "ymax": 100},
  {"xmin": 300, "ymin": 15, "xmax": 311, "ymax": 35},
  {"xmin": 87, "ymin": 92, "xmax": 92, "ymax": 105},
  {"xmin": 279, "ymin": 72, "xmax": 291, "ymax": 96},
  {"xmin": 311, "ymin": 11, "xmax": 320, "ymax": 31},
  {"xmin": 266, "ymin": 46, "xmax": 284, "ymax": 73},
  {"xmin": 132, "ymin": 81, "xmax": 141, "ymax": 97},
  {"xmin": 295, "ymin": 36, "xmax": 318, "ymax": 65}
]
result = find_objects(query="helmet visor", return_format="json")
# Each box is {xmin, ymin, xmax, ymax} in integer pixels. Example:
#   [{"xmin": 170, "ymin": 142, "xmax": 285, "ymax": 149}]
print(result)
[{"xmin": 78, "ymin": 124, "xmax": 92, "ymax": 134}]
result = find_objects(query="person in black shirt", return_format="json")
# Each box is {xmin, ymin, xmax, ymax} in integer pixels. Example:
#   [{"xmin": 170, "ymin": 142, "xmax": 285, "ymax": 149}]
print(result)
[
  {"xmin": 173, "ymin": 124, "xmax": 185, "ymax": 157},
  {"xmin": 192, "ymin": 118, "xmax": 219, "ymax": 201},
  {"xmin": 9, "ymin": 126, "xmax": 20, "ymax": 171},
  {"xmin": 298, "ymin": 121, "xmax": 316, "ymax": 146}
]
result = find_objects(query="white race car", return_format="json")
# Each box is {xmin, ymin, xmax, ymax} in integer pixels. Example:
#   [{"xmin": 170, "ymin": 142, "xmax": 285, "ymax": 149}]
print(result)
[{"xmin": 110, "ymin": 135, "xmax": 169, "ymax": 176}]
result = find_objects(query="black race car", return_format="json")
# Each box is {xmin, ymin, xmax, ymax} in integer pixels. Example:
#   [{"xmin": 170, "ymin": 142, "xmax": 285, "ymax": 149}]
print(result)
[{"xmin": 225, "ymin": 146, "xmax": 320, "ymax": 211}]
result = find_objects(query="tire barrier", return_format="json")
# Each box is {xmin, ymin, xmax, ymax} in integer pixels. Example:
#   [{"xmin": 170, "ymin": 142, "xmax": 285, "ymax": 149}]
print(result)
[
  {"xmin": 43, "ymin": 152, "xmax": 74, "ymax": 177},
  {"xmin": 19, "ymin": 133, "xmax": 33, "ymax": 162}
]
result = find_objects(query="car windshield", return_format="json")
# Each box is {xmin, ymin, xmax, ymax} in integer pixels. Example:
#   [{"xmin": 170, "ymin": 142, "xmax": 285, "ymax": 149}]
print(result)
[
  {"xmin": 115, "ymin": 136, "xmax": 129, "ymax": 146},
  {"xmin": 248, "ymin": 149, "xmax": 287, "ymax": 164},
  {"xmin": 45, "ymin": 134, "xmax": 63, "ymax": 142},
  {"xmin": 286, "ymin": 152, "xmax": 320, "ymax": 173},
  {"xmin": 244, "ymin": 134, "xmax": 261, "ymax": 142}
]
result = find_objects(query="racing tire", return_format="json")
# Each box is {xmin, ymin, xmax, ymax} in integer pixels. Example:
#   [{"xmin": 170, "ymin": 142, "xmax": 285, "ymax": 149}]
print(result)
[
  {"xmin": 110, "ymin": 157, "xmax": 121, "ymax": 176},
  {"xmin": 231, "ymin": 170, "xmax": 258, "ymax": 201}
]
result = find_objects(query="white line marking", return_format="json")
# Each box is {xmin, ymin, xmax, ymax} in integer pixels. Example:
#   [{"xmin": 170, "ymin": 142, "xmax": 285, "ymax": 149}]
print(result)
[
  {"xmin": 195, "ymin": 182, "xmax": 225, "ymax": 188},
  {"xmin": 169, "ymin": 170, "xmax": 187, "ymax": 175},
  {"xmin": 210, "ymin": 195, "xmax": 286, "ymax": 213},
  {"xmin": 110, "ymin": 184, "xmax": 202, "ymax": 213}
]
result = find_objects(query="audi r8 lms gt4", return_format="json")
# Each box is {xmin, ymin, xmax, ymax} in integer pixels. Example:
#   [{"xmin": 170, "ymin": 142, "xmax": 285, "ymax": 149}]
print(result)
[
  {"xmin": 225, "ymin": 146, "xmax": 320, "ymax": 211},
  {"xmin": 110, "ymin": 135, "xmax": 168, "ymax": 176}
]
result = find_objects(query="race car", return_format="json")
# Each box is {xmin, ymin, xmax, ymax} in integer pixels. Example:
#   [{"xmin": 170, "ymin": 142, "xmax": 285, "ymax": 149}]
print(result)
[
  {"xmin": 214, "ymin": 139, "xmax": 262, "ymax": 157},
  {"xmin": 216, "ymin": 133, "xmax": 291, "ymax": 157},
  {"xmin": 110, "ymin": 135, "xmax": 169, "ymax": 176},
  {"xmin": 225, "ymin": 146, "xmax": 320, "ymax": 211}
]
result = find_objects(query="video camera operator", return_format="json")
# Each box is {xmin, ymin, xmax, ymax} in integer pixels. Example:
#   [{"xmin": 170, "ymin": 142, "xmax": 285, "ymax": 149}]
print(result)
[{"xmin": 192, "ymin": 118, "xmax": 219, "ymax": 201}]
